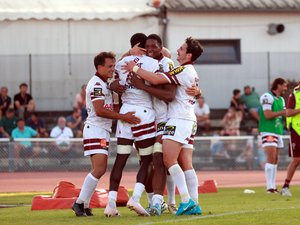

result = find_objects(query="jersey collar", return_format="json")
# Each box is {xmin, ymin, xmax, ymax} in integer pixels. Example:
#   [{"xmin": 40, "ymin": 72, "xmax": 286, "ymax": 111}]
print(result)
[{"xmin": 95, "ymin": 72, "xmax": 108, "ymax": 83}]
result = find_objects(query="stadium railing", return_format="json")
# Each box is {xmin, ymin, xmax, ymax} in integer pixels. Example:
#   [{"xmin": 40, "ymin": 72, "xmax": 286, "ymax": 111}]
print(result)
[{"xmin": 0, "ymin": 136, "xmax": 291, "ymax": 172}]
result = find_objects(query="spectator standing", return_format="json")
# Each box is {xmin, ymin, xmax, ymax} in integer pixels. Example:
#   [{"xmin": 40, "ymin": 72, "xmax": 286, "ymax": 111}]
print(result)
[
  {"xmin": 194, "ymin": 96, "xmax": 211, "ymax": 135},
  {"xmin": 14, "ymin": 83, "xmax": 35, "ymax": 119},
  {"xmin": 26, "ymin": 112, "xmax": 48, "ymax": 137},
  {"xmin": 74, "ymin": 84, "xmax": 87, "ymax": 121},
  {"xmin": 241, "ymin": 85, "xmax": 260, "ymax": 121},
  {"xmin": 66, "ymin": 108, "xmax": 83, "ymax": 138},
  {"xmin": 11, "ymin": 118, "xmax": 40, "ymax": 168},
  {"xmin": 0, "ymin": 86, "xmax": 12, "ymax": 118},
  {"xmin": 0, "ymin": 108, "xmax": 18, "ymax": 138}
]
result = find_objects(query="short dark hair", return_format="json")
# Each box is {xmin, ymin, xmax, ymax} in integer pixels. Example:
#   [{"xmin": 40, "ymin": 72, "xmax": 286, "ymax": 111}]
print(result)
[
  {"xmin": 233, "ymin": 89, "xmax": 241, "ymax": 96},
  {"xmin": 94, "ymin": 52, "xmax": 116, "ymax": 70},
  {"xmin": 130, "ymin": 33, "xmax": 147, "ymax": 48},
  {"xmin": 271, "ymin": 77, "xmax": 286, "ymax": 90},
  {"xmin": 185, "ymin": 37, "xmax": 203, "ymax": 62},
  {"xmin": 147, "ymin": 34, "xmax": 162, "ymax": 46},
  {"xmin": 19, "ymin": 83, "xmax": 28, "ymax": 89}
]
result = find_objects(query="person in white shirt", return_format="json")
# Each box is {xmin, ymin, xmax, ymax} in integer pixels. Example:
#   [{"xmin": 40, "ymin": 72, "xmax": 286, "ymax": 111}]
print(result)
[
  {"xmin": 72, "ymin": 52, "xmax": 140, "ymax": 217},
  {"xmin": 123, "ymin": 37, "xmax": 204, "ymax": 216},
  {"xmin": 194, "ymin": 96, "xmax": 211, "ymax": 135}
]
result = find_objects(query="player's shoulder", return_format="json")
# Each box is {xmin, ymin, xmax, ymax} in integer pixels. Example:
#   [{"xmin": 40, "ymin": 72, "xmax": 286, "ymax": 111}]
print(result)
[{"xmin": 260, "ymin": 92, "xmax": 274, "ymax": 103}]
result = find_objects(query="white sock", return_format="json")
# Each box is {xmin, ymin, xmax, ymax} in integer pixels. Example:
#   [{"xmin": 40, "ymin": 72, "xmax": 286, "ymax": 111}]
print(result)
[
  {"xmin": 166, "ymin": 175, "xmax": 176, "ymax": 205},
  {"xmin": 108, "ymin": 190, "xmax": 118, "ymax": 208},
  {"xmin": 152, "ymin": 194, "xmax": 163, "ymax": 206},
  {"xmin": 272, "ymin": 164, "xmax": 278, "ymax": 189},
  {"xmin": 132, "ymin": 182, "xmax": 145, "ymax": 203},
  {"xmin": 168, "ymin": 164, "xmax": 190, "ymax": 203},
  {"xmin": 184, "ymin": 169, "xmax": 199, "ymax": 204},
  {"xmin": 76, "ymin": 173, "xmax": 98, "ymax": 208},
  {"xmin": 265, "ymin": 163, "xmax": 273, "ymax": 190},
  {"xmin": 147, "ymin": 192, "xmax": 154, "ymax": 205}
]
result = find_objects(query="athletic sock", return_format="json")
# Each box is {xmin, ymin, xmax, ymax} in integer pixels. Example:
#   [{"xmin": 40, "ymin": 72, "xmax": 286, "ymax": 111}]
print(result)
[
  {"xmin": 184, "ymin": 169, "xmax": 199, "ymax": 204},
  {"xmin": 108, "ymin": 190, "xmax": 118, "ymax": 208},
  {"xmin": 146, "ymin": 192, "xmax": 154, "ymax": 206},
  {"xmin": 166, "ymin": 175, "xmax": 176, "ymax": 205},
  {"xmin": 168, "ymin": 164, "xmax": 190, "ymax": 203},
  {"xmin": 272, "ymin": 164, "xmax": 278, "ymax": 189},
  {"xmin": 283, "ymin": 179, "xmax": 291, "ymax": 188},
  {"xmin": 265, "ymin": 163, "xmax": 273, "ymax": 190},
  {"xmin": 132, "ymin": 182, "xmax": 145, "ymax": 203},
  {"xmin": 152, "ymin": 194, "xmax": 163, "ymax": 206},
  {"xmin": 76, "ymin": 173, "xmax": 98, "ymax": 207}
]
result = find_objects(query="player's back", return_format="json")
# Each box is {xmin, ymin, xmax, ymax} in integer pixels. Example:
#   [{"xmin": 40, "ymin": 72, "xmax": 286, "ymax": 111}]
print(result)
[{"xmin": 116, "ymin": 55, "xmax": 159, "ymax": 109}]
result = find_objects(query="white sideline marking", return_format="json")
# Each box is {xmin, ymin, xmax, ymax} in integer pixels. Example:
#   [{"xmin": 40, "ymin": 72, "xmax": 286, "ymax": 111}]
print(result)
[{"xmin": 138, "ymin": 206, "xmax": 300, "ymax": 225}]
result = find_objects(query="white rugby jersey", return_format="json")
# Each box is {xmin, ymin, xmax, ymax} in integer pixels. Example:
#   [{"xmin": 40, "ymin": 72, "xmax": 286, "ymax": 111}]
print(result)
[
  {"xmin": 153, "ymin": 56, "xmax": 174, "ymax": 122},
  {"xmin": 85, "ymin": 74, "xmax": 113, "ymax": 132},
  {"xmin": 115, "ymin": 55, "xmax": 159, "ymax": 109},
  {"xmin": 161, "ymin": 64, "xmax": 199, "ymax": 121}
]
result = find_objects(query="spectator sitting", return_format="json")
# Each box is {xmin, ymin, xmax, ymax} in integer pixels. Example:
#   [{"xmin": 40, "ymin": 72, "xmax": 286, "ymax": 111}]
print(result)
[
  {"xmin": 50, "ymin": 117, "xmax": 74, "ymax": 164},
  {"xmin": 26, "ymin": 112, "xmax": 48, "ymax": 137},
  {"xmin": 0, "ymin": 86, "xmax": 12, "ymax": 118},
  {"xmin": 11, "ymin": 118, "xmax": 41, "ymax": 168},
  {"xmin": 0, "ymin": 108, "xmax": 18, "ymax": 138},
  {"xmin": 240, "ymin": 85, "xmax": 260, "ymax": 121},
  {"xmin": 13, "ymin": 83, "xmax": 35, "ymax": 119},
  {"xmin": 73, "ymin": 84, "xmax": 87, "ymax": 121},
  {"xmin": 230, "ymin": 89, "xmax": 244, "ymax": 118},
  {"xmin": 66, "ymin": 108, "xmax": 83, "ymax": 138},
  {"xmin": 221, "ymin": 107, "xmax": 242, "ymax": 136},
  {"xmin": 194, "ymin": 96, "xmax": 211, "ymax": 135}
]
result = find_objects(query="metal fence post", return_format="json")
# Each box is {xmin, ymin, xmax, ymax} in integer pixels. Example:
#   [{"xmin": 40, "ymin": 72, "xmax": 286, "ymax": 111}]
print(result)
[
  {"xmin": 252, "ymin": 135, "xmax": 259, "ymax": 170},
  {"xmin": 8, "ymin": 139, "xmax": 15, "ymax": 172}
]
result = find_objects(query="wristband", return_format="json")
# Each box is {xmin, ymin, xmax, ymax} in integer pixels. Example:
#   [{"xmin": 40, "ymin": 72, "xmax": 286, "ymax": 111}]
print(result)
[{"xmin": 132, "ymin": 65, "xmax": 139, "ymax": 74}]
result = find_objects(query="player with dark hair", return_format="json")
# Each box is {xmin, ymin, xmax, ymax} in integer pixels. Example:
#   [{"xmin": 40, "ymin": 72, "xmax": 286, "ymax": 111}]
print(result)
[
  {"xmin": 259, "ymin": 77, "xmax": 287, "ymax": 193},
  {"xmin": 72, "ymin": 52, "xmax": 140, "ymax": 217},
  {"xmin": 123, "ymin": 37, "xmax": 203, "ymax": 216}
]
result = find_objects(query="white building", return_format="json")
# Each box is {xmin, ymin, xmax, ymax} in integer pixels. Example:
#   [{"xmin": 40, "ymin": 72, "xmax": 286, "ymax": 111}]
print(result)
[{"xmin": 1, "ymin": 0, "xmax": 300, "ymax": 110}]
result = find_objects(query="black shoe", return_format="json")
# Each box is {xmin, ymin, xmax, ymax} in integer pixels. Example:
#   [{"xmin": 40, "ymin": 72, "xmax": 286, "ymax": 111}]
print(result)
[
  {"xmin": 84, "ymin": 208, "xmax": 93, "ymax": 216},
  {"xmin": 72, "ymin": 202, "xmax": 87, "ymax": 217}
]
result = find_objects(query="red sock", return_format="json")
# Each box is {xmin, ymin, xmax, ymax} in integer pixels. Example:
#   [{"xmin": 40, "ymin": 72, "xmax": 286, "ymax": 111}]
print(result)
[{"xmin": 283, "ymin": 179, "xmax": 290, "ymax": 188}]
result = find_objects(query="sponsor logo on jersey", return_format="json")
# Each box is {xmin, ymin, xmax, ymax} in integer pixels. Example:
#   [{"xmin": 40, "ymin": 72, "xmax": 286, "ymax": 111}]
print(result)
[
  {"xmin": 157, "ymin": 122, "xmax": 167, "ymax": 132},
  {"xmin": 164, "ymin": 125, "xmax": 176, "ymax": 136},
  {"xmin": 168, "ymin": 66, "xmax": 185, "ymax": 76},
  {"xmin": 168, "ymin": 62, "xmax": 174, "ymax": 71},
  {"xmin": 94, "ymin": 88, "xmax": 103, "ymax": 96}
]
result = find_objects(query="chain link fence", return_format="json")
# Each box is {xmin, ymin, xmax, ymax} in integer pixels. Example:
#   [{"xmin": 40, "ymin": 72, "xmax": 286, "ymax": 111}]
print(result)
[{"xmin": 0, "ymin": 136, "xmax": 291, "ymax": 172}]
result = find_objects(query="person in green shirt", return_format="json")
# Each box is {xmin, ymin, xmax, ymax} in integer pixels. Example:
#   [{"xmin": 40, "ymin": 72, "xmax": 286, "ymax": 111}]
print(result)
[
  {"xmin": 241, "ymin": 85, "xmax": 260, "ymax": 121},
  {"xmin": 0, "ymin": 108, "xmax": 18, "ymax": 138},
  {"xmin": 258, "ymin": 78, "xmax": 287, "ymax": 193}
]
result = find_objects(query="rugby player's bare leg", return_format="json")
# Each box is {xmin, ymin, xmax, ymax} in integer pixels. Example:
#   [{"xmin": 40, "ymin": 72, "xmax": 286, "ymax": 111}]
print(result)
[
  {"xmin": 264, "ymin": 146, "xmax": 279, "ymax": 192},
  {"xmin": 282, "ymin": 157, "xmax": 300, "ymax": 189},
  {"xmin": 163, "ymin": 139, "xmax": 191, "ymax": 203}
]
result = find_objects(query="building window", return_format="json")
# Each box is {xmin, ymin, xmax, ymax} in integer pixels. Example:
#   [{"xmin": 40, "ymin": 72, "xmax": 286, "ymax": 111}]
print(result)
[{"xmin": 196, "ymin": 39, "xmax": 241, "ymax": 64}]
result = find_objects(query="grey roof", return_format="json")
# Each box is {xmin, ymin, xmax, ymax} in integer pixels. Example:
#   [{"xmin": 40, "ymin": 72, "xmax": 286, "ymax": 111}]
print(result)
[{"xmin": 164, "ymin": 0, "xmax": 300, "ymax": 12}]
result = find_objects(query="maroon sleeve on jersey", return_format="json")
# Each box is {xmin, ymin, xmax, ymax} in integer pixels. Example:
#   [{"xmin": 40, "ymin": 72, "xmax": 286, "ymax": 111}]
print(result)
[
  {"xmin": 287, "ymin": 93, "xmax": 296, "ymax": 109},
  {"xmin": 164, "ymin": 72, "xmax": 180, "ymax": 85}
]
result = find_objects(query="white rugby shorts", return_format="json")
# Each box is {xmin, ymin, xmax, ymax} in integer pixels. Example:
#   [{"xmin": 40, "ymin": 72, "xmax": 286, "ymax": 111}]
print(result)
[
  {"xmin": 83, "ymin": 123, "xmax": 110, "ymax": 156},
  {"xmin": 261, "ymin": 132, "xmax": 284, "ymax": 148},
  {"xmin": 162, "ymin": 118, "xmax": 197, "ymax": 149},
  {"xmin": 116, "ymin": 104, "xmax": 156, "ymax": 141}
]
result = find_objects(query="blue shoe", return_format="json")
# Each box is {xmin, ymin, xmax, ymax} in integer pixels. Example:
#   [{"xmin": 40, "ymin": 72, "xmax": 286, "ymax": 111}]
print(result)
[
  {"xmin": 149, "ymin": 203, "xmax": 161, "ymax": 216},
  {"xmin": 175, "ymin": 199, "xmax": 196, "ymax": 216},
  {"xmin": 183, "ymin": 204, "xmax": 202, "ymax": 215}
]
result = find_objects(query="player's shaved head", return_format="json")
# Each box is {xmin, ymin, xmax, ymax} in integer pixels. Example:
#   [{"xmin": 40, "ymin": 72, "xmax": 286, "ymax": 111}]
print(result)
[
  {"xmin": 130, "ymin": 33, "xmax": 147, "ymax": 48},
  {"xmin": 147, "ymin": 34, "xmax": 162, "ymax": 46}
]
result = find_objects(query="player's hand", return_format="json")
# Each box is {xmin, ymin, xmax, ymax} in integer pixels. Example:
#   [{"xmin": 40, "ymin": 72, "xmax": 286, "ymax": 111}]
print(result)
[
  {"xmin": 128, "ymin": 74, "xmax": 146, "ymax": 90},
  {"xmin": 121, "ymin": 61, "xmax": 136, "ymax": 73},
  {"xmin": 186, "ymin": 85, "xmax": 202, "ymax": 97},
  {"xmin": 130, "ymin": 43, "xmax": 146, "ymax": 56},
  {"xmin": 109, "ymin": 79, "xmax": 126, "ymax": 95},
  {"xmin": 122, "ymin": 111, "xmax": 141, "ymax": 124}
]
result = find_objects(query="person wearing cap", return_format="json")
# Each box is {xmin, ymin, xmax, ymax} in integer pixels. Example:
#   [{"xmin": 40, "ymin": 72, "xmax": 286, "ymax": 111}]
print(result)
[{"xmin": 0, "ymin": 108, "xmax": 18, "ymax": 138}]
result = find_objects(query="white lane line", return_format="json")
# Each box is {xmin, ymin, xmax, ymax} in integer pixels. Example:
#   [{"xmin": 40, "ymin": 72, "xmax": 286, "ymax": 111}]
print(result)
[{"xmin": 138, "ymin": 206, "xmax": 300, "ymax": 225}]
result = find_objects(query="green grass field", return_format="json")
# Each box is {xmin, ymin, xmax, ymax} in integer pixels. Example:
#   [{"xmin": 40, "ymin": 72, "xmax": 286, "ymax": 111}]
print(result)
[{"xmin": 1, "ymin": 187, "xmax": 300, "ymax": 225}]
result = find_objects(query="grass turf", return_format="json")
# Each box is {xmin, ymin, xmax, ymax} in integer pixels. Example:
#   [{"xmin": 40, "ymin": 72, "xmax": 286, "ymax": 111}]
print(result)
[{"xmin": 1, "ymin": 187, "xmax": 300, "ymax": 225}]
